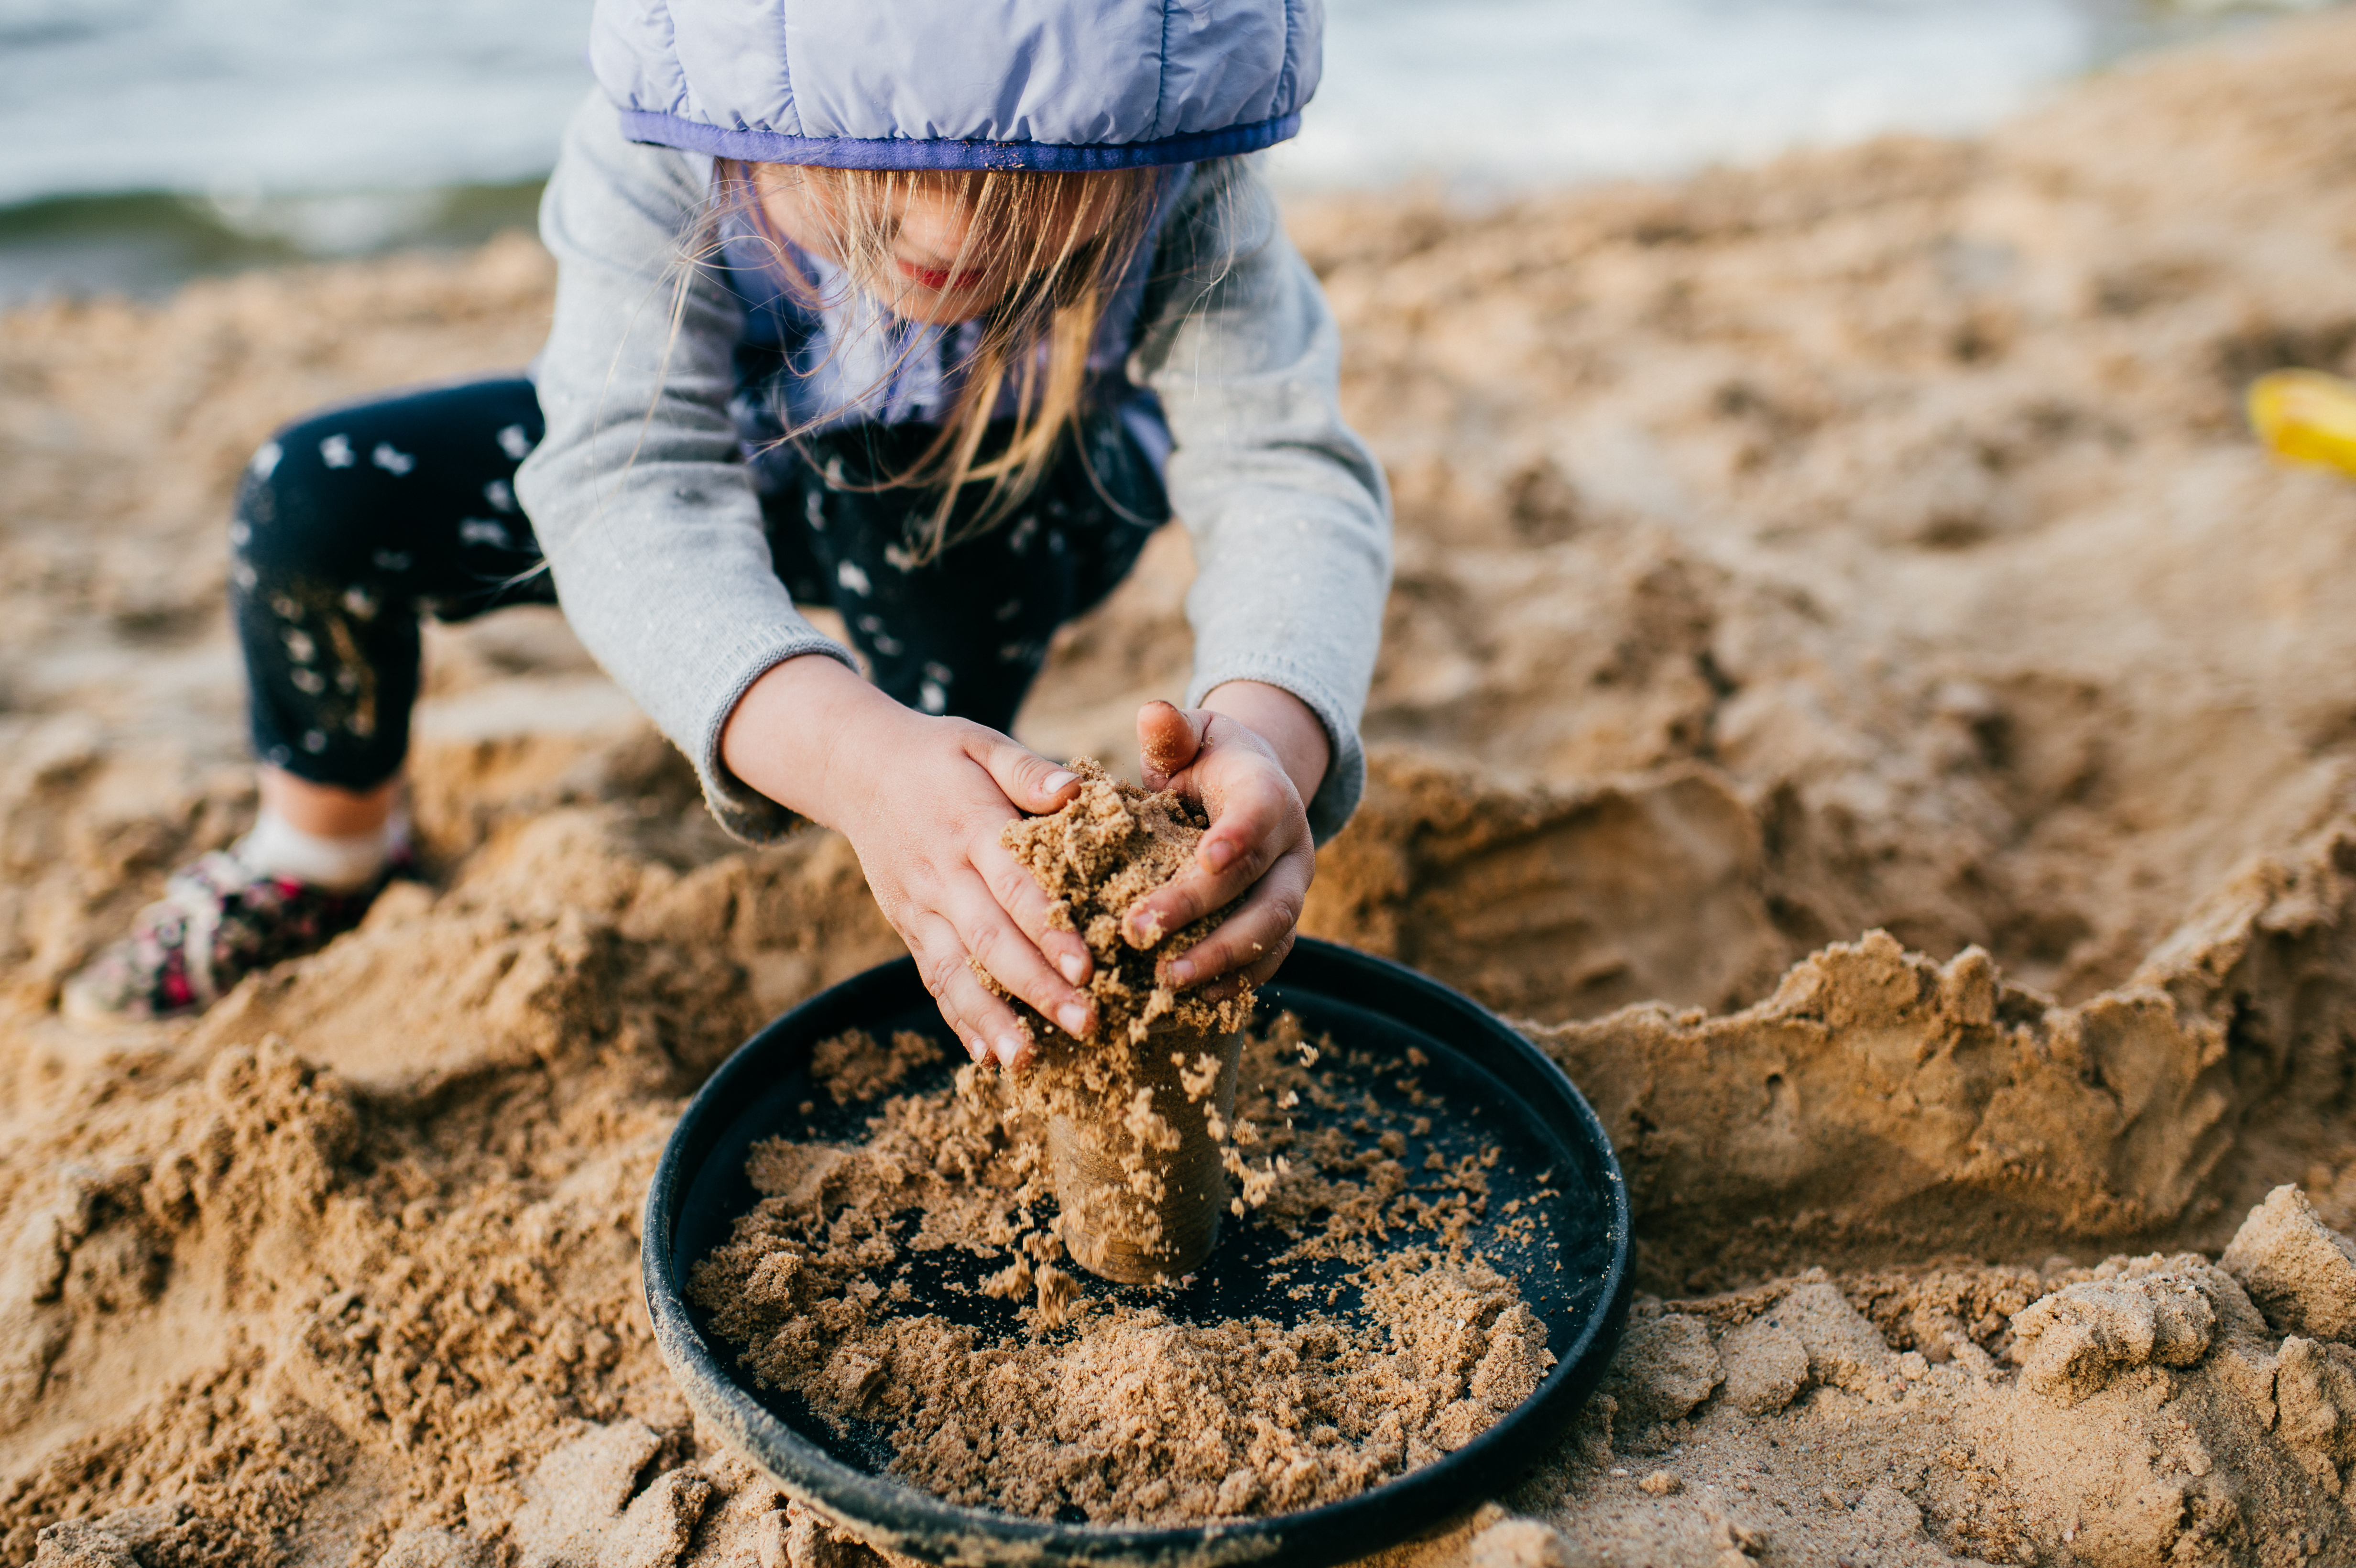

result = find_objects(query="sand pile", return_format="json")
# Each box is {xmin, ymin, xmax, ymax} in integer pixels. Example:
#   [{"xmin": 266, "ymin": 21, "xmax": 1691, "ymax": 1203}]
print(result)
[{"xmin": 5, "ymin": 8, "xmax": 2356, "ymax": 1564}]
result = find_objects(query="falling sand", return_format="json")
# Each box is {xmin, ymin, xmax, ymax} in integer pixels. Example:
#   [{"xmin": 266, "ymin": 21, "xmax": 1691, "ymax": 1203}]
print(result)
[{"xmin": 5, "ymin": 10, "xmax": 2356, "ymax": 1566}]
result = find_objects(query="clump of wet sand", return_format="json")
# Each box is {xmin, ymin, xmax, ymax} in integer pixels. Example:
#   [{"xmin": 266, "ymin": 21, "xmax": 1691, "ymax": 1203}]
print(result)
[
  {"xmin": 4, "ymin": 9, "xmax": 2356, "ymax": 1566},
  {"xmin": 994, "ymin": 757, "xmax": 1251, "ymax": 1048},
  {"xmin": 990, "ymin": 759, "xmax": 1254, "ymax": 1281}
]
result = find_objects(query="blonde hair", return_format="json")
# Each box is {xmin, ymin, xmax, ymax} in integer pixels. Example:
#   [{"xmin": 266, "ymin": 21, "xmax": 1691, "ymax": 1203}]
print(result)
[{"xmin": 714, "ymin": 160, "xmax": 1167, "ymax": 563}]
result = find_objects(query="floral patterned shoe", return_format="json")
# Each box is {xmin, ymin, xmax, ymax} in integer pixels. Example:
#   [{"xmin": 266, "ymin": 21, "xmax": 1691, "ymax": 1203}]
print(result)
[{"xmin": 61, "ymin": 847, "xmax": 401, "ymax": 1023}]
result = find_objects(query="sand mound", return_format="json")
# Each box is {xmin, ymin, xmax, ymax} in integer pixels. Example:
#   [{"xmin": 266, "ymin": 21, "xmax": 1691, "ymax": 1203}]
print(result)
[{"xmin": 6, "ymin": 9, "xmax": 2356, "ymax": 1564}]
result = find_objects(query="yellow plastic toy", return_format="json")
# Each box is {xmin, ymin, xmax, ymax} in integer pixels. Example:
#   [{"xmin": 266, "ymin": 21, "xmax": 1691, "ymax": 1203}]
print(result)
[{"xmin": 2247, "ymin": 368, "xmax": 2356, "ymax": 477}]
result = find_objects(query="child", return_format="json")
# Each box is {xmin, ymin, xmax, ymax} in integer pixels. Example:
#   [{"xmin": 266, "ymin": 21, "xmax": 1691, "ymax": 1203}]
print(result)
[{"xmin": 68, "ymin": 0, "xmax": 1392, "ymax": 1069}]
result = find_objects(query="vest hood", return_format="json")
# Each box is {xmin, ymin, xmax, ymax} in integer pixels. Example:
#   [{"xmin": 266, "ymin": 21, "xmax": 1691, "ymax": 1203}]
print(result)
[{"xmin": 592, "ymin": 0, "xmax": 1322, "ymax": 171}]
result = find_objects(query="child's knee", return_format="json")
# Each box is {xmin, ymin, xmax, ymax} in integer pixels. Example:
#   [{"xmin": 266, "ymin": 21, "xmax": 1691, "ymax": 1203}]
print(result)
[{"xmin": 232, "ymin": 411, "xmax": 380, "ymax": 573}]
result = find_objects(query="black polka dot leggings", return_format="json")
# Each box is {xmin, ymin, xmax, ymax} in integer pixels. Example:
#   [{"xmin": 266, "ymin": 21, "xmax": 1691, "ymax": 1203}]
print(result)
[{"xmin": 232, "ymin": 376, "xmax": 1168, "ymax": 790}]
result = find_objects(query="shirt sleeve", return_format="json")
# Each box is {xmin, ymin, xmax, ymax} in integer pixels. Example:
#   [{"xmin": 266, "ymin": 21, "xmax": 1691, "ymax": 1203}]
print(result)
[
  {"xmin": 515, "ymin": 90, "xmax": 855, "ymax": 845},
  {"xmin": 1129, "ymin": 161, "xmax": 1395, "ymax": 843}
]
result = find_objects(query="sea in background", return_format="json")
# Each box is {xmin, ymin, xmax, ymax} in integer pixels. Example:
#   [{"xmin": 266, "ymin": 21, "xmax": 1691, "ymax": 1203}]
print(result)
[{"xmin": 0, "ymin": 0, "xmax": 2334, "ymax": 307}]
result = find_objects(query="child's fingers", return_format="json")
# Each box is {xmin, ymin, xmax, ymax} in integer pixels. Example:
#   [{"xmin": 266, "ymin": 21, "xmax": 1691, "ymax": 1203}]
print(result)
[
  {"xmin": 975, "ymin": 839, "xmax": 1094, "ymax": 989},
  {"xmin": 948, "ymin": 879, "xmax": 1095, "ymax": 1051},
  {"xmin": 905, "ymin": 910, "xmax": 1032, "ymax": 1068},
  {"xmin": 966, "ymin": 730, "xmax": 1083, "ymax": 815},
  {"xmin": 1121, "ymin": 766, "xmax": 1290, "ymax": 948},
  {"xmin": 1136, "ymin": 699, "xmax": 1208, "ymax": 791},
  {"xmin": 1157, "ymin": 853, "xmax": 1307, "ymax": 990}
]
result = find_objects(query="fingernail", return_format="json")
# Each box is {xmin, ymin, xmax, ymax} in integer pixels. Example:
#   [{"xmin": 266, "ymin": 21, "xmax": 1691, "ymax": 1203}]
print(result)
[
  {"xmin": 1059, "ymin": 953, "xmax": 1088, "ymax": 985},
  {"xmin": 1127, "ymin": 909, "xmax": 1164, "ymax": 947},
  {"xmin": 1201, "ymin": 838, "xmax": 1235, "ymax": 872},
  {"xmin": 1058, "ymin": 1002, "xmax": 1091, "ymax": 1035},
  {"xmin": 995, "ymin": 1034, "xmax": 1025, "ymax": 1067},
  {"xmin": 1170, "ymin": 958, "xmax": 1197, "ymax": 985},
  {"xmin": 1044, "ymin": 770, "xmax": 1079, "ymax": 794},
  {"xmin": 963, "ymin": 1037, "xmax": 987, "ymax": 1063}
]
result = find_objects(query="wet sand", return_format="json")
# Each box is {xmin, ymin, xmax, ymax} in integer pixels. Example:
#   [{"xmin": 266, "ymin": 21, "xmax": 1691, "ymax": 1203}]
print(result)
[{"xmin": 3, "ymin": 11, "xmax": 2355, "ymax": 1565}]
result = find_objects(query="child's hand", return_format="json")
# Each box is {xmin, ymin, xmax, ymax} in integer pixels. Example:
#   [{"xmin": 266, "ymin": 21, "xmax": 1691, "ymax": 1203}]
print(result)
[
  {"xmin": 1121, "ymin": 685, "xmax": 1330, "ymax": 996},
  {"xmin": 720, "ymin": 656, "xmax": 1098, "ymax": 1070}
]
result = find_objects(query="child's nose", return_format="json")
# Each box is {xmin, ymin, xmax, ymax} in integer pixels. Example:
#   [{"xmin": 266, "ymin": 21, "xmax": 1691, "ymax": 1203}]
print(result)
[{"xmin": 897, "ymin": 193, "xmax": 975, "ymax": 263}]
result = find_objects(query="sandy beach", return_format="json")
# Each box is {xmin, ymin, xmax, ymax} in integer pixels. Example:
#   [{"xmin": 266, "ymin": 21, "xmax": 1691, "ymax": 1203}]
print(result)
[{"xmin": 4, "ymin": 10, "xmax": 2356, "ymax": 1565}]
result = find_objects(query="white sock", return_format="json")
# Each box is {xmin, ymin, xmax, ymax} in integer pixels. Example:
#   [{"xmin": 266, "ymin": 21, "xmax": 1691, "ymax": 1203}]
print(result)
[{"xmin": 236, "ymin": 807, "xmax": 406, "ymax": 892}]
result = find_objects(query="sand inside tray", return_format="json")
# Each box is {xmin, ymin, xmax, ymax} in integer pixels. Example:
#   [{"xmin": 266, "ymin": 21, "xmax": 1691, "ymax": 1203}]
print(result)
[{"xmin": 687, "ymin": 1019, "xmax": 1556, "ymax": 1524}]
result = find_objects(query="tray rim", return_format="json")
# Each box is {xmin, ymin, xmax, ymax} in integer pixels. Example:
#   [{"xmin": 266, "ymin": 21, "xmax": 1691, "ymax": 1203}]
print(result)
[{"xmin": 642, "ymin": 937, "xmax": 1632, "ymax": 1568}]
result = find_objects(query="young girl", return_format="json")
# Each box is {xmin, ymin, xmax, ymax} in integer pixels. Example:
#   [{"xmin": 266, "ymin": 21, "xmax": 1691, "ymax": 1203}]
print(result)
[{"xmin": 68, "ymin": 0, "xmax": 1392, "ymax": 1069}]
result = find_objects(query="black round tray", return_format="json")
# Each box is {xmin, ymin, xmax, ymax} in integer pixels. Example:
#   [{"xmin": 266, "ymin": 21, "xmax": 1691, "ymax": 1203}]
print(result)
[{"xmin": 643, "ymin": 938, "xmax": 1631, "ymax": 1568}]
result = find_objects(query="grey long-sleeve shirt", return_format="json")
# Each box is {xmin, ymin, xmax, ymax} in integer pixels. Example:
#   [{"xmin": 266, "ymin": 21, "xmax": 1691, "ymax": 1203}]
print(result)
[{"xmin": 515, "ymin": 94, "xmax": 1391, "ymax": 844}]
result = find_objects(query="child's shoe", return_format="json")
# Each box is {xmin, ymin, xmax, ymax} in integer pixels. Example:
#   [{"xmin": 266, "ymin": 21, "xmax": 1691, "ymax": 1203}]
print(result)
[{"xmin": 62, "ymin": 845, "xmax": 401, "ymax": 1023}]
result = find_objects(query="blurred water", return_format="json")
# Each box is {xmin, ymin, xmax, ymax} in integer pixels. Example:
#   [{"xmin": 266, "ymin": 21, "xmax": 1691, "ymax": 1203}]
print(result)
[
  {"xmin": 0, "ymin": 0, "xmax": 595, "ymax": 207},
  {"xmin": 0, "ymin": 0, "xmax": 2329, "ymax": 304},
  {"xmin": 1280, "ymin": 0, "xmax": 2152, "ymax": 189}
]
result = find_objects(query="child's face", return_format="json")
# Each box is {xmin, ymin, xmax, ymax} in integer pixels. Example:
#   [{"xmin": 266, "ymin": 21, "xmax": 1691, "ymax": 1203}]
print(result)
[{"xmin": 755, "ymin": 168, "xmax": 1119, "ymax": 326}]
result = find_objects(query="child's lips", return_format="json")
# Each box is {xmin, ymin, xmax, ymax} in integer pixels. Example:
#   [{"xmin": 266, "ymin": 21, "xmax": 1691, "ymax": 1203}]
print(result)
[{"xmin": 897, "ymin": 259, "xmax": 987, "ymax": 292}]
